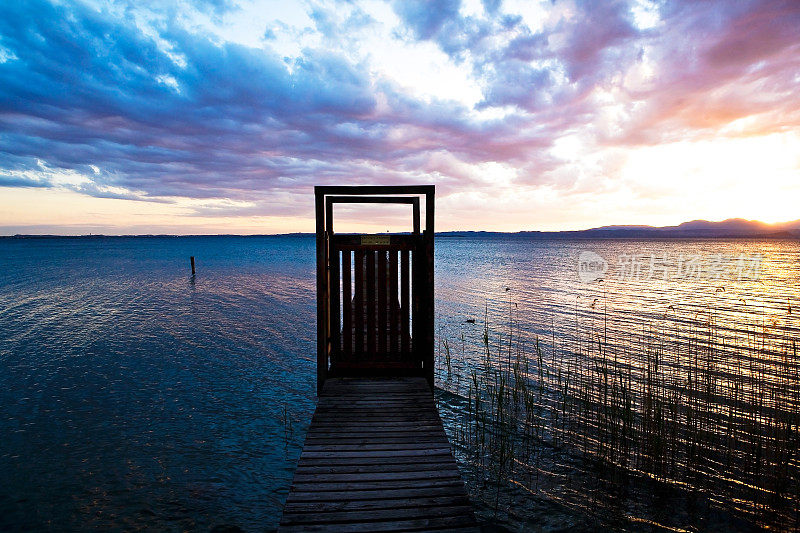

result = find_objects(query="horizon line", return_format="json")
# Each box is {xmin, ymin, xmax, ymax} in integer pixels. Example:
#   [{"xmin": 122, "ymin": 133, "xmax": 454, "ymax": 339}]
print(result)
[{"xmin": 3, "ymin": 217, "xmax": 800, "ymax": 239}]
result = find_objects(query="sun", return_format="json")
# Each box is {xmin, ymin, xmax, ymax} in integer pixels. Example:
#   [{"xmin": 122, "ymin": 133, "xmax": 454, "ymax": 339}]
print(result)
[{"xmin": 620, "ymin": 131, "xmax": 800, "ymax": 224}]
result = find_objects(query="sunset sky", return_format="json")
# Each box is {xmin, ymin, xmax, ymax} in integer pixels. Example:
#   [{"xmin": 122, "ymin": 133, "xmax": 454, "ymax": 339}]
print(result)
[{"xmin": 1, "ymin": 0, "xmax": 799, "ymax": 234}]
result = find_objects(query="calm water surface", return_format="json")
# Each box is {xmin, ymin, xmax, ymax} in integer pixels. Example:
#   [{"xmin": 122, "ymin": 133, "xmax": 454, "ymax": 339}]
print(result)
[{"xmin": 1, "ymin": 235, "xmax": 798, "ymax": 531}]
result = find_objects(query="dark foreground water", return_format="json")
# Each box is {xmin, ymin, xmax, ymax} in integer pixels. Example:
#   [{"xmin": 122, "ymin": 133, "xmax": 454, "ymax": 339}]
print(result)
[{"xmin": 1, "ymin": 235, "xmax": 798, "ymax": 531}]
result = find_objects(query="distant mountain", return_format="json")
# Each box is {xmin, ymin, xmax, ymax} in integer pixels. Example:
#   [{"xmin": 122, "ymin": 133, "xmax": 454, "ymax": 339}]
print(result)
[
  {"xmin": 587, "ymin": 218, "xmax": 799, "ymax": 237},
  {"xmin": 440, "ymin": 218, "xmax": 800, "ymax": 239}
]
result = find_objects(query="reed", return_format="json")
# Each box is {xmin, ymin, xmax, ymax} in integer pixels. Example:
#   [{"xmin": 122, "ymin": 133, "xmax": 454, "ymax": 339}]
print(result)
[{"xmin": 436, "ymin": 291, "xmax": 800, "ymax": 530}]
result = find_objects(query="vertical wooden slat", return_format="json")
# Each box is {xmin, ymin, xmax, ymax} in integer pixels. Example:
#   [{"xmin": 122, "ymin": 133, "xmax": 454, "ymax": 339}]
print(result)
[
  {"xmin": 354, "ymin": 249, "xmax": 364, "ymax": 354},
  {"xmin": 389, "ymin": 250, "xmax": 399, "ymax": 355},
  {"xmin": 411, "ymin": 247, "xmax": 419, "ymax": 359},
  {"xmin": 400, "ymin": 248, "xmax": 410, "ymax": 354},
  {"xmin": 377, "ymin": 250, "xmax": 387, "ymax": 355},
  {"xmin": 329, "ymin": 247, "xmax": 340, "ymax": 354},
  {"xmin": 341, "ymin": 248, "xmax": 352, "ymax": 356},
  {"xmin": 366, "ymin": 249, "xmax": 376, "ymax": 355}
]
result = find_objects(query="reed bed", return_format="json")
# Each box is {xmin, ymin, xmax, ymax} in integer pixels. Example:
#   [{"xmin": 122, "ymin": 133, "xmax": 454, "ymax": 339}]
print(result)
[{"xmin": 435, "ymin": 293, "xmax": 800, "ymax": 530}]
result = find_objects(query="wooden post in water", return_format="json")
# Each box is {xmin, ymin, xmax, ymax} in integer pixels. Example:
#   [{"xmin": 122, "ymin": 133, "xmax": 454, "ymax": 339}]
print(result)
[{"xmin": 190, "ymin": 256, "xmax": 196, "ymax": 276}]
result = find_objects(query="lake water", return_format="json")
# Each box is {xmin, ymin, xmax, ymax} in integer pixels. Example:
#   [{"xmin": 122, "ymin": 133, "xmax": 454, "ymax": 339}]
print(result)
[{"xmin": 1, "ymin": 235, "xmax": 798, "ymax": 531}]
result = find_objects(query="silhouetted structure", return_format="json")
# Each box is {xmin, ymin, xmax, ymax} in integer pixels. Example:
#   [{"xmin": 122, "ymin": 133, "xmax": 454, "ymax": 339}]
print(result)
[
  {"xmin": 278, "ymin": 185, "xmax": 478, "ymax": 532},
  {"xmin": 314, "ymin": 185, "xmax": 435, "ymax": 393}
]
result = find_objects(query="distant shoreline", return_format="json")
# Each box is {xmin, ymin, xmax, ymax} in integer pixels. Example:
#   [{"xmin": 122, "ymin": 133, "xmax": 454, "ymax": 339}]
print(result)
[
  {"xmin": 5, "ymin": 217, "xmax": 800, "ymax": 240},
  {"xmin": 3, "ymin": 230, "xmax": 799, "ymax": 240}
]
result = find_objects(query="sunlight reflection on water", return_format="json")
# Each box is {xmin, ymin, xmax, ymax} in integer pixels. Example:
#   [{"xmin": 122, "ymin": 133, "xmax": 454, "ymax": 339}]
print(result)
[{"xmin": 434, "ymin": 236, "xmax": 800, "ymax": 530}]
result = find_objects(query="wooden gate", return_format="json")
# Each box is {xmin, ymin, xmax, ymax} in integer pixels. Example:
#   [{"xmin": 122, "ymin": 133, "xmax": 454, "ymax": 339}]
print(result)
[{"xmin": 315, "ymin": 186, "xmax": 434, "ymax": 393}]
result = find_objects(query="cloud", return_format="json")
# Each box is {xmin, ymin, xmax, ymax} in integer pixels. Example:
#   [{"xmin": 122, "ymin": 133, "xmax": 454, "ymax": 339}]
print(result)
[
  {"xmin": 392, "ymin": 0, "xmax": 461, "ymax": 40},
  {"xmin": 604, "ymin": 0, "xmax": 800, "ymax": 145},
  {"xmin": 0, "ymin": 0, "xmax": 388, "ymax": 205},
  {"xmin": 0, "ymin": 0, "xmax": 798, "ymax": 225},
  {"xmin": 0, "ymin": 175, "xmax": 50, "ymax": 188}
]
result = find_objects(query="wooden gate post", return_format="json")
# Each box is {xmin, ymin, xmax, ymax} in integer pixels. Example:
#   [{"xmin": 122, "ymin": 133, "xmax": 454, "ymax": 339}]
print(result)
[
  {"xmin": 424, "ymin": 189, "xmax": 435, "ymax": 388},
  {"xmin": 315, "ymin": 189, "xmax": 328, "ymax": 395}
]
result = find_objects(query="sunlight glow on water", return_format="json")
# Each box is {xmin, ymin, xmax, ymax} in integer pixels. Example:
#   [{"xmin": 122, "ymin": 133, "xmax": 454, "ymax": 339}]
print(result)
[{"xmin": 434, "ymin": 236, "xmax": 800, "ymax": 530}]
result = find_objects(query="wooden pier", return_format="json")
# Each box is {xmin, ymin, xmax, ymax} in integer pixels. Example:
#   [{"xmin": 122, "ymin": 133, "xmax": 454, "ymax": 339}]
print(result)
[
  {"xmin": 279, "ymin": 186, "xmax": 477, "ymax": 531},
  {"xmin": 278, "ymin": 377, "xmax": 479, "ymax": 532}
]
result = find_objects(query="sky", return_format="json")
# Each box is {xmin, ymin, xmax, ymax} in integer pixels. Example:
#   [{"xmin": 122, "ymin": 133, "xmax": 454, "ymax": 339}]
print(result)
[{"xmin": 0, "ymin": 0, "xmax": 799, "ymax": 235}]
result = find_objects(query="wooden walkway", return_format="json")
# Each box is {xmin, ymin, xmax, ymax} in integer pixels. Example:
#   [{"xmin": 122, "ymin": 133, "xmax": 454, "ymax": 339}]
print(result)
[{"xmin": 279, "ymin": 377, "xmax": 479, "ymax": 532}]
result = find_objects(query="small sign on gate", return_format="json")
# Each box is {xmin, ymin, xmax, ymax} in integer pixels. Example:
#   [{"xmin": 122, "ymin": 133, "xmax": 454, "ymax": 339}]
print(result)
[{"xmin": 360, "ymin": 235, "xmax": 391, "ymax": 246}]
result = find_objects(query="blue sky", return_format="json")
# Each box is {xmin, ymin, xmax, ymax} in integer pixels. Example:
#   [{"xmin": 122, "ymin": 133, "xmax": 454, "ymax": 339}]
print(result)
[{"xmin": 1, "ymin": 0, "xmax": 799, "ymax": 234}]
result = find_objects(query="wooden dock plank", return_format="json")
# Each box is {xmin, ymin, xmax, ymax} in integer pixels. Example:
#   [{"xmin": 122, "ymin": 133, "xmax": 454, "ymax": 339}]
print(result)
[
  {"xmin": 279, "ymin": 377, "xmax": 478, "ymax": 532},
  {"xmin": 283, "ymin": 495, "xmax": 471, "ymax": 513},
  {"xmin": 284, "ymin": 485, "xmax": 470, "ymax": 502},
  {"xmin": 293, "ymin": 462, "xmax": 459, "ymax": 475},
  {"xmin": 281, "ymin": 504, "xmax": 474, "ymax": 525}
]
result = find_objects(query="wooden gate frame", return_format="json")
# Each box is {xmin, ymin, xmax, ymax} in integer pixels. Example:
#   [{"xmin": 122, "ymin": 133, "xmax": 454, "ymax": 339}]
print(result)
[{"xmin": 314, "ymin": 185, "xmax": 435, "ymax": 394}]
